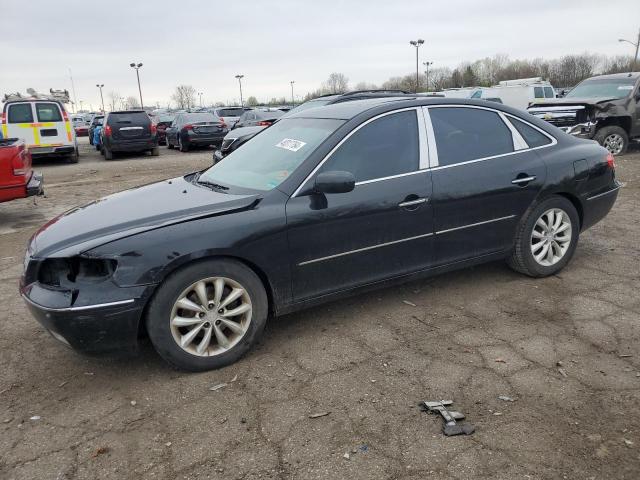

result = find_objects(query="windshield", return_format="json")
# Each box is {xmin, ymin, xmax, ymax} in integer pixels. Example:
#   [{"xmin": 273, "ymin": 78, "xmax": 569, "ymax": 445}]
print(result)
[
  {"xmin": 218, "ymin": 108, "xmax": 245, "ymax": 117},
  {"xmin": 198, "ymin": 118, "xmax": 343, "ymax": 191},
  {"xmin": 183, "ymin": 113, "xmax": 217, "ymax": 122},
  {"xmin": 566, "ymin": 77, "xmax": 637, "ymax": 99}
]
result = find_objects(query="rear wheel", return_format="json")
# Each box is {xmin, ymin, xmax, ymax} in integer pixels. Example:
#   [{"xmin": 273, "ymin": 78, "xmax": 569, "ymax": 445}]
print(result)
[
  {"xmin": 595, "ymin": 126, "xmax": 628, "ymax": 156},
  {"xmin": 151, "ymin": 146, "xmax": 160, "ymax": 156},
  {"xmin": 104, "ymin": 147, "xmax": 113, "ymax": 160},
  {"xmin": 66, "ymin": 147, "xmax": 79, "ymax": 164},
  {"xmin": 167, "ymin": 136, "xmax": 174, "ymax": 149},
  {"xmin": 507, "ymin": 196, "xmax": 579, "ymax": 277},
  {"xmin": 146, "ymin": 259, "xmax": 268, "ymax": 371}
]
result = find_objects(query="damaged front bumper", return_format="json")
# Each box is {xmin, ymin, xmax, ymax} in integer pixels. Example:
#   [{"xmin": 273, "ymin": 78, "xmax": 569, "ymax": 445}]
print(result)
[{"xmin": 559, "ymin": 121, "xmax": 597, "ymax": 139}]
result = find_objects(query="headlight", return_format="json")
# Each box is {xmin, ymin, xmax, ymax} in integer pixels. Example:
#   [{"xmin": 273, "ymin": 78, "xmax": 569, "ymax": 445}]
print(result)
[{"xmin": 38, "ymin": 257, "xmax": 117, "ymax": 287}]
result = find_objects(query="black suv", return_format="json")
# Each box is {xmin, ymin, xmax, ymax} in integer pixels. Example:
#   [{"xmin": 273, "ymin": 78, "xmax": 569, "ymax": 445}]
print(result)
[
  {"xmin": 528, "ymin": 72, "xmax": 640, "ymax": 155},
  {"xmin": 100, "ymin": 110, "xmax": 159, "ymax": 160}
]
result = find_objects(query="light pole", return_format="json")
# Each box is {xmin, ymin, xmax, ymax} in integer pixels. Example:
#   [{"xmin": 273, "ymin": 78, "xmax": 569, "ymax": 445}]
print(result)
[
  {"xmin": 235, "ymin": 75, "xmax": 244, "ymax": 107},
  {"xmin": 619, "ymin": 29, "xmax": 640, "ymax": 71},
  {"xmin": 198, "ymin": 92, "xmax": 203, "ymax": 107},
  {"xmin": 79, "ymin": 100, "xmax": 84, "ymax": 112},
  {"xmin": 423, "ymin": 62, "xmax": 433, "ymax": 91},
  {"xmin": 290, "ymin": 81, "xmax": 295, "ymax": 108},
  {"xmin": 129, "ymin": 62, "xmax": 144, "ymax": 109},
  {"xmin": 96, "ymin": 84, "xmax": 105, "ymax": 112},
  {"xmin": 409, "ymin": 39, "xmax": 425, "ymax": 93}
]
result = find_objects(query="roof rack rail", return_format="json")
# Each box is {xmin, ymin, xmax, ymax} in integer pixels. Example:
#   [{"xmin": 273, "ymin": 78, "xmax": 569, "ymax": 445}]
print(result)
[{"xmin": 3, "ymin": 88, "xmax": 71, "ymax": 103}]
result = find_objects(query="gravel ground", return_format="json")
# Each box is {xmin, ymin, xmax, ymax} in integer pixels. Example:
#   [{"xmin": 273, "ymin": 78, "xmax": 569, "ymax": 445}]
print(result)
[{"xmin": 1, "ymin": 138, "xmax": 639, "ymax": 479}]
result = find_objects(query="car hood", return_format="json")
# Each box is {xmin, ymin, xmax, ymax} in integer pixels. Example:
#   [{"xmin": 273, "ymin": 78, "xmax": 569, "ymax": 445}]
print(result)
[
  {"xmin": 528, "ymin": 96, "xmax": 621, "ymax": 108},
  {"xmin": 29, "ymin": 175, "xmax": 259, "ymax": 258}
]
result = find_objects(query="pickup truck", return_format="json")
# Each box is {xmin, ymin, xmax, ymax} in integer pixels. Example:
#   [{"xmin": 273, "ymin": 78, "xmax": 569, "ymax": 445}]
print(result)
[
  {"xmin": 528, "ymin": 72, "xmax": 640, "ymax": 155},
  {"xmin": 0, "ymin": 138, "xmax": 44, "ymax": 203}
]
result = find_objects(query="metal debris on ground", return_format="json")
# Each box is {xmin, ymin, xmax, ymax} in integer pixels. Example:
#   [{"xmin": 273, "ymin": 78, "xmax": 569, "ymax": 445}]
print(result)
[
  {"xmin": 209, "ymin": 383, "xmax": 227, "ymax": 391},
  {"xmin": 29, "ymin": 415, "xmax": 41, "ymax": 421},
  {"xmin": 403, "ymin": 300, "xmax": 417, "ymax": 307},
  {"xmin": 420, "ymin": 400, "xmax": 475, "ymax": 436},
  {"xmin": 498, "ymin": 395, "xmax": 515, "ymax": 402},
  {"xmin": 309, "ymin": 412, "xmax": 330, "ymax": 418}
]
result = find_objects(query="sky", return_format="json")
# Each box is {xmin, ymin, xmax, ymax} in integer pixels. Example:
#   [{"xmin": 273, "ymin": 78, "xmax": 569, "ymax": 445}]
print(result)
[{"xmin": 1, "ymin": 0, "xmax": 639, "ymax": 110}]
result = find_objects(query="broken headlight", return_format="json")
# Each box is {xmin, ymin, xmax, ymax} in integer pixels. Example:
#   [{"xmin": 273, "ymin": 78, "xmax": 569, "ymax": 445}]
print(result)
[{"xmin": 37, "ymin": 257, "xmax": 117, "ymax": 287}]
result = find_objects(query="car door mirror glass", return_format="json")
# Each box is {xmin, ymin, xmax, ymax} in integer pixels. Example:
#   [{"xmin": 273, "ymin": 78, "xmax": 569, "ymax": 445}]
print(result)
[{"xmin": 314, "ymin": 171, "xmax": 355, "ymax": 194}]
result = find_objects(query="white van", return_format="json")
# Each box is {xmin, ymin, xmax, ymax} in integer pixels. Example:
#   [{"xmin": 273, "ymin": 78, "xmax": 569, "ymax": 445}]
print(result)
[{"xmin": 1, "ymin": 99, "xmax": 78, "ymax": 162}]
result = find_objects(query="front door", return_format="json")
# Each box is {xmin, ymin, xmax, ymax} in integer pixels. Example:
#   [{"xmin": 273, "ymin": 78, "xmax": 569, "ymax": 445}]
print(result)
[{"xmin": 286, "ymin": 109, "xmax": 435, "ymax": 301}]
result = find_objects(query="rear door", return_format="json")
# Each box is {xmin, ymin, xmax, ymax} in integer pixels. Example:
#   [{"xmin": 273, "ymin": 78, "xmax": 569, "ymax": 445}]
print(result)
[
  {"xmin": 34, "ymin": 102, "xmax": 70, "ymax": 147},
  {"xmin": 4, "ymin": 103, "xmax": 36, "ymax": 146},
  {"xmin": 426, "ymin": 105, "xmax": 549, "ymax": 265}
]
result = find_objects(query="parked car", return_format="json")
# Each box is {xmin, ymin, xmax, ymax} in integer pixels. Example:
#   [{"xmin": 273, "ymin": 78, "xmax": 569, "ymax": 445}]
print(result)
[
  {"xmin": 212, "ymin": 107, "xmax": 247, "ymax": 129},
  {"xmin": 232, "ymin": 109, "xmax": 285, "ymax": 129},
  {"xmin": 155, "ymin": 114, "xmax": 175, "ymax": 145},
  {"xmin": 71, "ymin": 115, "xmax": 89, "ymax": 137},
  {"xmin": 100, "ymin": 110, "xmax": 159, "ymax": 160},
  {"xmin": 21, "ymin": 97, "xmax": 619, "ymax": 371},
  {"xmin": 165, "ymin": 112, "xmax": 228, "ymax": 152},
  {"xmin": 88, "ymin": 115, "xmax": 104, "ymax": 146},
  {"xmin": 1, "ymin": 98, "xmax": 78, "ymax": 163},
  {"xmin": 214, "ymin": 125, "xmax": 265, "ymax": 163},
  {"xmin": 0, "ymin": 138, "xmax": 43, "ymax": 203},
  {"xmin": 528, "ymin": 72, "xmax": 640, "ymax": 155}
]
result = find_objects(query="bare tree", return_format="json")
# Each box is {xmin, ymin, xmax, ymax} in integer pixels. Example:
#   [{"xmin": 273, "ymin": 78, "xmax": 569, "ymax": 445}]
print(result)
[
  {"xmin": 354, "ymin": 81, "xmax": 379, "ymax": 91},
  {"xmin": 171, "ymin": 85, "xmax": 197, "ymax": 109},
  {"xmin": 126, "ymin": 96, "xmax": 140, "ymax": 109},
  {"xmin": 246, "ymin": 96, "xmax": 258, "ymax": 107},
  {"xmin": 323, "ymin": 73, "xmax": 349, "ymax": 94},
  {"xmin": 107, "ymin": 91, "xmax": 120, "ymax": 111}
]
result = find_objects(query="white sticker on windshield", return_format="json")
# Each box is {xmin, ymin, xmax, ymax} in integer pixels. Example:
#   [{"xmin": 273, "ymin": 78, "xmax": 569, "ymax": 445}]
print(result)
[
  {"xmin": 275, "ymin": 138, "xmax": 306, "ymax": 152},
  {"xmin": 618, "ymin": 85, "xmax": 634, "ymax": 90}
]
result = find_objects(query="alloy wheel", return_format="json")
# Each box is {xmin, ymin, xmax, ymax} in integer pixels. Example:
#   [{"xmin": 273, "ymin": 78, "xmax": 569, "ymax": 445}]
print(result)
[
  {"xmin": 170, "ymin": 276, "xmax": 252, "ymax": 356},
  {"xmin": 602, "ymin": 133, "xmax": 624, "ymax": 155},
  {"xmin": 530, "ymin": 208, "xmax": 572, "ymax": 267}
]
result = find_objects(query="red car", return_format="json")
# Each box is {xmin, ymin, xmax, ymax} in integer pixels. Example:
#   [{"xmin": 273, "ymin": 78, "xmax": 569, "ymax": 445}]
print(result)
[{"xmin": 0, "ymin": 138, "xmax": 44, "ymax": 203}]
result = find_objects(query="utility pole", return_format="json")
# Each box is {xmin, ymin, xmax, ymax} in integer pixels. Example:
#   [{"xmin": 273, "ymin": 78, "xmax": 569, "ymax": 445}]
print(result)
[
  {"xmin": 198, "ymin": 92, "xmax": 203, "ymax": 107},
  {"xmin": 618, "ymin": 28, "xmax": 640, "ymax": 71},
  {"xmin": 235, "ymin": 75, "xmax": 244, "ymax": 107},
  {"xmin": 96, "ymin": 84, "xmax": 105, "ymax": 112},
  {"xmin": 129, "ymin": 62, "xmax": 144, "ymax": 109},
  {"xmin": 290, "ymin": 81, "xmax": 295, "ymax": 108},
  {"xmin": 409, "ymin": 39, "xmax": 425, "ymax": 93},
  {"xmin": 68, "ymin": 68, "xmax": 78, "ymax": 113},
  {"xmin": 423, "ymin": 62, "xmax": 433, "ymax": 91}
]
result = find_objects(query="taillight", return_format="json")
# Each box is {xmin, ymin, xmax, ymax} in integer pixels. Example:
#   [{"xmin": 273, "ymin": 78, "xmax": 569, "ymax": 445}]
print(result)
[
  {"xmin": 257, "ymin": 121, "xmax": 272, "ymax": 126},
  {"xmin": 606, "ymin": 152, "xmax": 615, "ymax": 169},
  {"xmin": 183, "ymin": 124, "xmax": 193, "ymax": 131},
  {"xmin": 104, "ymin": 125, "xmax": 112, "ymax": 136},
  {"xmin": 1, "ymin": 112, "xmax": 6, "ymax": 125},
  {"xmin": 62, "ymin": 109, "xmax": 69, "ymax": 122},
  {"xmin": 150, "ymin": 123, "xmax": 157, "ymax": 134},
  {"xmin": 219, "ymin": 117, "xmax": 227, "ymax": 128},
  {"xmin": 12, "ymin": 145, "xmax": 26, "ymax": 176}
]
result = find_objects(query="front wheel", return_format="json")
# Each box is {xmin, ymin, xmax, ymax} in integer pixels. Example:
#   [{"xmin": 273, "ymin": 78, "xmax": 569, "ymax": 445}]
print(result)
[
  {"xmin": 507, "ymin": 196, "xmax": 580, "ymax": 277},
  {"xmin": 594, "ymin": 126, "xmax": 628, "ymax": 156},
  {"xmin": 146, "ymin": 259, "xmax": 268, "ymax": 371},
  {"xmin": 178, "ymin": 136, "xmax": 189, "ymax": 152}
]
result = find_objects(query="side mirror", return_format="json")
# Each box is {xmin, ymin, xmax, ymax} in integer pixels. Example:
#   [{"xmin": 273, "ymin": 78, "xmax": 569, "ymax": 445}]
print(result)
[{"xmin": 314, "ymin": 171, "xmax": 355, "ymax": 194}]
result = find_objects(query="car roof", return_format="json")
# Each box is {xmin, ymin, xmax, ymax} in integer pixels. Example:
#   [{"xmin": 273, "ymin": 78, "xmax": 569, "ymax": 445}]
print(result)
[
  {"xmin": 286, "ymin": 96, "xmax": 534, "ymax": 121},
  {"xmin": 584, "ymin": 72, "xmax": 640, "ymax": 81}
]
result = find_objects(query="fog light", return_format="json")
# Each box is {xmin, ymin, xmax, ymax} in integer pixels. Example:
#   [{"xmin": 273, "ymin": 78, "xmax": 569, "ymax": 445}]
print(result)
[{"xmin": 48, "ymin": 329, "xmax": 71, "ymax": 347}]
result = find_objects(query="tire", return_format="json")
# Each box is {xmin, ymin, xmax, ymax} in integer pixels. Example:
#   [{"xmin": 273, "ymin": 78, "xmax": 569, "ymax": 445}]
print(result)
[
  {"xmin": 66, "ymin": 147, "xmax": 79, "ymax": 164},
  {"xmin": 146, "ymin": 259, "xmax": 268, "ymax": 371},
  {"xmin": 507, "ymin": 195, "xmax": 580, "ymax": 277},
  {"xmin": 167, "ymin": 137, "xmax": 174, "ymax": 149},
  {"xmin": 95, "ymin": 144, "xmax": 101, "ymax": 151},
  {"xmin": 178, "ymin": 136, "xmax": 189, "ymax": 152},
  {"xmin": 104, "ymin": 147, "xmax": 113, "ymax": 160},
  {"xmin": 151, "ymin": 146, "xmax": 160, "ymax": 156},
  {"xmin": 594, "ymin": 126, "xmax": 628, "ymax": 156}
]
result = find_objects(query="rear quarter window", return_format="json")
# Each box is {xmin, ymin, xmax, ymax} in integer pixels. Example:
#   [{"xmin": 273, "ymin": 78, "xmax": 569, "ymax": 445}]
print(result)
[
  {"xmin": 7, "ymin": 103, "xmax": 34, "ymax": 123},
  {"xmin": 509, "ymin": 117, "xmax": 552, "ymax": 148},
  {"xmin": 36, "ymin": 103, "xmax": 62, "ymax": 122}
]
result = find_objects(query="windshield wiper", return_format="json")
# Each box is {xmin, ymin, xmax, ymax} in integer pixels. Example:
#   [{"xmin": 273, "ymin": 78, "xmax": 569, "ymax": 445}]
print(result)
[{"xmin": 197, "ymin": 178, "xmax": 230, "ymax": 191}]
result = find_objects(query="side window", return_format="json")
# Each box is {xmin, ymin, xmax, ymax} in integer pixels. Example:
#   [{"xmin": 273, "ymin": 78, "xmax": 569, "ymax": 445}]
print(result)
[
  {"xmin": 544, "ymin": 87, "xmax": 555, "ymax": 98},
  {"xmin": 470, "ymin": 90, "xmax": 482, "ymax": 98},
  {"xmin": 534, "ymin": 86, "xmax": 544, "ymax": 98},
  {"xmin": 7, "ymin": 104, "xmax": 34, "ymax": 123},
  {"xmin": 509, "ymin": 117, "xmax": 552, "ymax": 148},
  {"xmin": 429, "ymin": 107, "xmax": 514, "ymax": 166},
  {"xmin": 36, "ymin": 103, "xmax": 62, "ymax": 122},
  {"xmin": 319, "ymin": 110, "xmax": 420, "ymax": 183}
]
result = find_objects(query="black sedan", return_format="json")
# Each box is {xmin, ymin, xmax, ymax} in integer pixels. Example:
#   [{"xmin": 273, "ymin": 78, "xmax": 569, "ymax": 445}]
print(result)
[
  {"xmin": 166, "ymin": 112, "xmax": 228, "ymax": 152},
  {"xmin": 21, "ymin": 97, "xmax": 620, "ymax": 371},
  {"xmin": 232, "ymin": 108, "xmax": 284, "ymax": 129}
]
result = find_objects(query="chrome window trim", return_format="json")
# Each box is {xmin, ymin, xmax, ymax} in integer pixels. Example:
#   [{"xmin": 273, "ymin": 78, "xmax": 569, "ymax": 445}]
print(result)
[
  {"xmin": 22, "ymin": 295, "xmax": 135, "ymax": 312},
  {"xmin": 355, "ymin": 169, "xmax": 428, "ymax": 186},
  {"xmin": 292, "ymin": 107, "xmax": 426, "ymax": 197},
  {"xmin": 424, "ymin": 104, "xmax": 558, "ymax": 171},
  {"xmin": 298, "ymin": 232, "xmax": 434, "ymax": 266},
  {"xmin": 435, "ymin": 214, "xmax": 516, "ymax": 235},
  {"xmin": 421, "ymin": 107, "xmax": 439, "ymax": 167},
  {"xmin": 586, "ymin": 185, "xmax": 620, "ymax": 201},
  {"xmin": 498, "ymin": 111, "xmax": 528, "ymax": 150},
  {"xmin": 416, "ymin": 106, "xmax": 429, "ymax": 169}
]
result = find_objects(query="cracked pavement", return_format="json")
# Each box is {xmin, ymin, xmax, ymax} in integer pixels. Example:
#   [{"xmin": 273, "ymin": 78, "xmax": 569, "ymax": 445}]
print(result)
[{"xmin": 1, "ymin": 139, "xmax": 639, "ymax": 479}]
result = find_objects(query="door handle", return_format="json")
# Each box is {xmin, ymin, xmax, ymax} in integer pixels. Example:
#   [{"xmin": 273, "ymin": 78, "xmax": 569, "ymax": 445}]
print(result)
[
  {"xmin": 511, "ymin": 175, "xmax": 536, "ymax": 185},
  {"xmin": 398, "ymin": 197, "xmax": 428, "ymax": 208}
]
